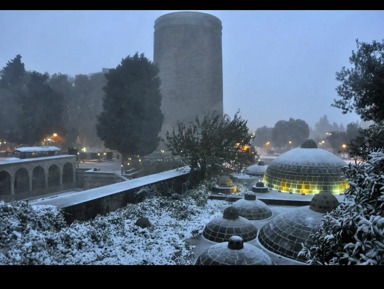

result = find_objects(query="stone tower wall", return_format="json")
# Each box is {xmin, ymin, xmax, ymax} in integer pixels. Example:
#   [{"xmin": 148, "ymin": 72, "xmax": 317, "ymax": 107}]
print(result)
[{"xmin": 154, "ymin": 12, "xmax": 223, "ymax": 137}]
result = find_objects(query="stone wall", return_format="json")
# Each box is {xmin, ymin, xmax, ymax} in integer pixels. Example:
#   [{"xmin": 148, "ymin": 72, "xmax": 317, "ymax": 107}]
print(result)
[
  {"xmin": 62, "ymin": 173, "xmax": 189, "ymax": 224},
  {"xmin": 77, "ymin": 169, "xmax": 125, "ymax": 190}
]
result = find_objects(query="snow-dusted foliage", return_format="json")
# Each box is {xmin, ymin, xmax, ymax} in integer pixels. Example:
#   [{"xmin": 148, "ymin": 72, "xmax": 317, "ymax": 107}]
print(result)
[
  {"xmin": 300, "ymin": 151, "xmax": 384, "ymax": 265},
  {"xmin": 0, "ymin": 186, "xmax": 227, "ymax": 265}
]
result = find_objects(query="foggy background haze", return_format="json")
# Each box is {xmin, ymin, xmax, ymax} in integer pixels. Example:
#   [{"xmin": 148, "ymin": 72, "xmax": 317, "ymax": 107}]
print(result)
[{"xmin": 1, "ymin": 10, "xmax": 383, "ymax": 130}]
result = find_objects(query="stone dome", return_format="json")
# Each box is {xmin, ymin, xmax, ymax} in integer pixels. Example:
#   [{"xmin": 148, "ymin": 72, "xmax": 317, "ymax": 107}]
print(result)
[
  {"xmin": 257, "ymin": 191, "xmax": 339, "ymax": 262},
  {"xmin": 214, "ymin": 175, "xmax": 237, "ymax": 193},
  {"xmin": 231, "ymin": 192, "xmax": 272, "ymax": 220},
  {"xmin": 202, "ymin": 207, "xmax": 258, "ymax": 242},
  {"xmin": 263, "ymin": 139, "xmax": 349, "ymax": 195},
  {"xmin": 244, "ymin": 162, "xmax": 268, "ymax": 176},
  {"xmin": 252, "ymin": 181, "xmax": 269, "ymax": 193},
  {"xmin": 217, "ymin": 175, "xmax": 233, "ymax": 187},
  {"xmin": 195, "ymin": 236, "xmax": 273, "ymax": 265}
]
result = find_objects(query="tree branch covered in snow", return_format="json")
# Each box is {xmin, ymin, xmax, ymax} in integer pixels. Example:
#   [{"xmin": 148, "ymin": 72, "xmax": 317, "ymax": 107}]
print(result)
[{"xmin": 300, "ymin": 150, "xmax": 384, "ymax": 265}]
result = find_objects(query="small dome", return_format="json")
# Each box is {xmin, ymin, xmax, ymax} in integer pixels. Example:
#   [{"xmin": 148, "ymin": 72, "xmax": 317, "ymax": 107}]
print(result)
[
  {"xmin": 214, "ymin": 175, "xmax": 238, "ymax": 193},
  {"xmin": 252, "ymin": 181, "xmax": 269, "ymax": 193},
  {"xmin": 203, "ymin": 207, "xmax": 257, "ymax": 242},
  {"xmin": 195, "ymin": 236, "xmax": 273, "ymax": 265},
  {"xmin": 258, "ymin": 192, "xmax": 336, "ymax": 262},
  {"xmin": 244, "ymin": 192, "xmax": 256, "ymax": 200},
  {"xmin": 263, "ymin": 140, "xmax": 349, "ymax": 195},
  {"xmin": 244, "ymin": 163, "xmax": 268, "ymax": 176},
  {"xmin": 232, "ymin": 192, "xmax": 272, "ymax": 220},
  {"xmin": 217, "ymin": 175, "xmax": 233, "ymax": 187},
  {"xmin": 223, "ymin": 206, "xmax": 239, "ymax": 219},
  {"xmin": 300, "ymin": 139, "xmax": 318, "ymax": 148},
  {"xmin": 309, "ymin": 191, "xmax": 339, "ymax": 213},
  {"xmin": 255, "ymin": 181, "xmax": 265, "ymax": 188}
]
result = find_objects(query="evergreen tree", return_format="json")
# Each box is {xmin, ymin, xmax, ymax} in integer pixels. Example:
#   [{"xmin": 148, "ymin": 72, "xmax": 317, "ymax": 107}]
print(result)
[
  {"xmin": 0, "ymin": 54, "xmax": 25, "ymax": 89},
  {"xmin": 348, "ymin": 124, "xmax": 384, "ymax": 161},
  {"xmin": 96, "ymin": 53, "xmax": 163, "ymax": 171},
  {"xmin": 0, "ymin": 55, "xmax": 26, "ymax": 142},
  {"xmin": 18, "ymin": 72, "xmax": 65, "ymax": 146},
  {"xmin": 333, "ymin": 39, "xmax": 384, "ymax": 123},
  {"xmin": 300, "ymin": 150, "xmax": 384, "ymax": 265}
]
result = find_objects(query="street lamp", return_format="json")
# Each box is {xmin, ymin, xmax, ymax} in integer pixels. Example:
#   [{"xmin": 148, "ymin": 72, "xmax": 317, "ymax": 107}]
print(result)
[{"xmin": 341, "ymin": 144, "xmax": 347, "ymax": 159}]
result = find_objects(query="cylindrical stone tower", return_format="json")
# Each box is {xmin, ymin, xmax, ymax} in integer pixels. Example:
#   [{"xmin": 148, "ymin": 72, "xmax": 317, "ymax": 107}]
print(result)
[{"xmin": 154, "ymin": 11, "xmax": 223, "ymax": 139}]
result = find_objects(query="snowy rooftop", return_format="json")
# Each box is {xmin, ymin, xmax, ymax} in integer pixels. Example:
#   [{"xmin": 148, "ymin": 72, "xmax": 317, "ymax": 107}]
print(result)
[
  {"xmin": 15, "ymin": 146, "xmax": 61, "ymax": 152},
  {"xmin": 0, "ymin": 155, "xmax": 74, "ymax": 165}
]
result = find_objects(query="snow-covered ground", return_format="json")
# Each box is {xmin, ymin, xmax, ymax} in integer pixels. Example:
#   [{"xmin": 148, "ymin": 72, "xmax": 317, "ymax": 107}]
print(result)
[{"xmin": 0, "ymin": 186, "xmax": 228, "ymax": 265}]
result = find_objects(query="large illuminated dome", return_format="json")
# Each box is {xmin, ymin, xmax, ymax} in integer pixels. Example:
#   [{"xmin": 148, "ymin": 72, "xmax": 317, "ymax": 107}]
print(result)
[{"xmin": 263, "ymin": 139, "xmax": 349, "ymax": 195}]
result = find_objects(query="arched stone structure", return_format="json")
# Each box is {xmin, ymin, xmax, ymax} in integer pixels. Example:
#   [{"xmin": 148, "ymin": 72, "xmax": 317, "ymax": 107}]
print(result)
[
  {"xmin": 32, "ymin": 166, "xmax": 45, "ymax": 193},
  {"xmin": 0, "ymin": 155, "xmax": 76, "ymax": 202},
  {"xmin": 48, "ymin": 164, "xmax": 60, "ymax": 188},
  {"xmin": 0, "ymin": 171, "xmax": 11, "ymax": 196},
  {"xmin": 62, "ymin": 162, "xmax": 74, "ymax": 185},
  {"xmin": 14, "ymin": 168, "xmax": 29, "ymax": 194}
]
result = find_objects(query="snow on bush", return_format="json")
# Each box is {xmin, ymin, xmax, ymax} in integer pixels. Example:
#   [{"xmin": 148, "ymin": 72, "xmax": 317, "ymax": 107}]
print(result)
[
  {"xmin": 0, "ymin": 185, "xmax": 227, "ymax": 265},
  {"xmin": 299, "ymin": 150, "xmax": 384, "ymax": 265}
]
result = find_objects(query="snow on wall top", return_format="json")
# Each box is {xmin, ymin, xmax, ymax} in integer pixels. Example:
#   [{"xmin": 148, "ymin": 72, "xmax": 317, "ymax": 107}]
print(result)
[
  {"xmin": 30, "ymin": 166, "xmax": 191, "ymax": 209},
  {"xmin": 15, "ymin": 146, "xmax": 61, "ymax": 152}
]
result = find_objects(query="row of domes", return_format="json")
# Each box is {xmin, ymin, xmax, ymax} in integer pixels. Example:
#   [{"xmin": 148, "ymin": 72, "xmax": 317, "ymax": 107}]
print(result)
[
  {"xmin": 195, "ymin": 190, "xmax": 339, "ymax": 265},
  {"xmin": 195, "ymin": 139, "xmax": 347, "ymax": 265}
]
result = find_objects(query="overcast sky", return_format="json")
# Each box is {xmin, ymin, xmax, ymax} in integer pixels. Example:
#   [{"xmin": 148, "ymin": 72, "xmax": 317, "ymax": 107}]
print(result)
[{"xmin": 1, "ymin": 10, "xmax": 383, "ymax": 130}]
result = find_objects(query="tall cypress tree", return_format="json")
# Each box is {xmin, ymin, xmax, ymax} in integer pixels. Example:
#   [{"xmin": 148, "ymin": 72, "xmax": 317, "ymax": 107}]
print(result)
[{"xmin": 96, "ymin": 53, "xmax": 163, "ymax": 172}]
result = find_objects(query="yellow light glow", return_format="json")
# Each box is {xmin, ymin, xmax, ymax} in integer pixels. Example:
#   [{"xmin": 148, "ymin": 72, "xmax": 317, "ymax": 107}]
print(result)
[
  {"xmin": 265, "ymin": 175, "xmax": 349, "ymax": 195},
  {"xmin": 53, "ymin": 133, "xmax": 58, "ymax": 137}
]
